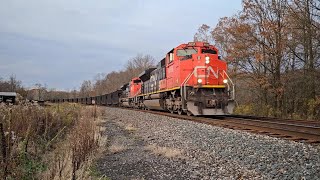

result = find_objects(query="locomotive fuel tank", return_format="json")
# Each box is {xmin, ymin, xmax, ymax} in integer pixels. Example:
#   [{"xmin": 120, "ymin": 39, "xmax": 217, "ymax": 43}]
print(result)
[{"xmin": 143, "ymin": 99, "xmax": 165, "ymax": 110}]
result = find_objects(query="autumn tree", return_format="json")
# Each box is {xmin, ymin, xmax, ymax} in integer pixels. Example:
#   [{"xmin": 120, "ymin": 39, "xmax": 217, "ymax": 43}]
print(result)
[
  {"xmin": 197, "ymin": 0, "xmax": 320, "ymax": 119},
  {"xmin": 284, "ymin": 0, "xmax": 320, "ymax": 117}
]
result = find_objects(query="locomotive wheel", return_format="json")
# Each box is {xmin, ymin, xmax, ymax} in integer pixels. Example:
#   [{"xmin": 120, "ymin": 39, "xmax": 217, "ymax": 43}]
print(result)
[{"xmin": 177, "ymin": 109, "xmax": 183, "ymax": 115}]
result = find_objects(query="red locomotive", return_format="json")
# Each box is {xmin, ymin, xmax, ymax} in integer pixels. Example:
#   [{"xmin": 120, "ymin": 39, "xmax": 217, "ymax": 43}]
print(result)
[
  {"xmin": 121, "ymin": 42, "xmax": 235, "ymax": 115},
  {"xmin": 50, "ymin": 42, "xmax": 235, "ymax": 116}
]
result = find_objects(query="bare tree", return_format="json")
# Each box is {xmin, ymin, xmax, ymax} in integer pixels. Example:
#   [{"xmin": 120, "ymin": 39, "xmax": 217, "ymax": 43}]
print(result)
[
  {"xmin": 80, "ymin": 80, "xmax": 92, "ymax": 97},
  {"xmin": 0, "ymin": 74, "xmax": 22, "ymax": 92},
  {"xmin": 35, "ymin": 83, "xmax": 47, "ymax": 101},
  {"xmin": 193, "ymin": 24, "xmax": 214, "ymax": 43},
  {"xmin": 126, "ymin": 53, "xmax": 155, "ymax": 76}
]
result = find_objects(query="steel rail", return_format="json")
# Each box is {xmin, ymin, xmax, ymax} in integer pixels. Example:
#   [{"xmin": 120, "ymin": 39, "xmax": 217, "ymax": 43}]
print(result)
[{"xmin": 114, "ymin": 107, "xmax": 320, "ymax": 144}]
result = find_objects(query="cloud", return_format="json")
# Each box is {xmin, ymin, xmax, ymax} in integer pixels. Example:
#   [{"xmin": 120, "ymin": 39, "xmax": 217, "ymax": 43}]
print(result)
[{"xmin": 0, "ymin": 0, "xmax": 242, "ymax": 90}]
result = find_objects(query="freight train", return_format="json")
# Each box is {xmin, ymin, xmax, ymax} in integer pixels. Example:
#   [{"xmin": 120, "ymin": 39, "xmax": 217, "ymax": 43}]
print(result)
[{"xmin": 50, "ymin": 42, "xmax": 235, "ymax": 116}]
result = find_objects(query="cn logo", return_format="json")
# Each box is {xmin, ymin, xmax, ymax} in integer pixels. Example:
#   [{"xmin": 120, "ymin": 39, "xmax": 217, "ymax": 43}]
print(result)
[{"xmin": 194, "ymin": 66, "xmax": 218, "ymax": 78}]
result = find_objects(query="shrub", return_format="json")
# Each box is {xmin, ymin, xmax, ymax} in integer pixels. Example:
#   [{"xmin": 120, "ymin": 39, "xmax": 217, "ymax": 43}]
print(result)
[{"xmin": 0, "ymin": 103, "xmax": 104, "ymax": 179}]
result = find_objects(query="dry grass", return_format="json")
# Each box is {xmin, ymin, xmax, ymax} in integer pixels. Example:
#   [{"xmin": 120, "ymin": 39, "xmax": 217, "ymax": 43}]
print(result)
[
  {"xmin": 42, "ymin": 106, "xmax": 107, "ymax": 180},
  {"xmin": 0, "ymin": 103, "xmax": 82, "ymax": 179},
  {"xmin": 145, "ymin": 144, "xmax": 183, "ymax": 158},
  {"xmin": 109, "ymin": 143, "xmax": 127, "ymax": 154},
  {"xmin": 41, "ymin": 105, "xmax": 106, "ymax": 180},
  {"xmin": 125, "ymin": 123, "xmax": 138, "ymax": 132},
  {"xmin": 0, "ymin": 103, "xmax": 106, "ymax": 180}
]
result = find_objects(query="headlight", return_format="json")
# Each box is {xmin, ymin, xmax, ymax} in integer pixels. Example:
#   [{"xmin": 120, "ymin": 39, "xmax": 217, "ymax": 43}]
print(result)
[
  {"xmin": 205, "ymin": 56, "xmax": 210, "ymax": 64},
  {"xmin": 197, "ymin": 79, "xmax": 203, "ymax": 83},
  {"xmin": 223, "ymin": 79, "xmax": 228, "ymax": 83}
]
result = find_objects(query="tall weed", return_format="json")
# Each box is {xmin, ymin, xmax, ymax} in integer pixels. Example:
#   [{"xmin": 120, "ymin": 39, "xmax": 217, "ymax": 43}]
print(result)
[{"xmin": 0, "ymin": 103, "xmax": 105, "ymax": 179}]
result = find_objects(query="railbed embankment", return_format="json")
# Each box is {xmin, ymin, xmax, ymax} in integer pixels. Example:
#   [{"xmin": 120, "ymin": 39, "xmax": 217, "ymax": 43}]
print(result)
[{"xmin": 96, "ymin": 107, "xmax": 320, "ymax": 179}]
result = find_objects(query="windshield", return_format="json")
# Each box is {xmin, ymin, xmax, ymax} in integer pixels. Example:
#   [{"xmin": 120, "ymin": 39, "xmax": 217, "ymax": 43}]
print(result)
[
  {"xmin": 177, "ymin": 49, "xmax": 198, "ymax": 56},
  {"xmin": 201, "ymin": 49, "xmax": 217, "ymax": 54}
]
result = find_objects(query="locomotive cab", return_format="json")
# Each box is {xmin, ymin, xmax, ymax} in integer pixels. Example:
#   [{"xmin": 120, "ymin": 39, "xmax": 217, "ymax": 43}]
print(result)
[
  {"xmin": 165, "ymin": 42, "xmax": 235, "ymax": 115},
  {"xmin": 129, "ymin": 78, "xmax": 142, "ymax": 98},
  {"xmin": 120, "ymin": 78, "xmax": 142, "ymax": 108}
]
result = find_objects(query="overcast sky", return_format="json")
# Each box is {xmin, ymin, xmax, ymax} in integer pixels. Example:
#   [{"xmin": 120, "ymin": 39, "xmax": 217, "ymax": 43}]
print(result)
[{"xmin": 0, "ymin": 0, "xmax": 242, "ymax": 91}]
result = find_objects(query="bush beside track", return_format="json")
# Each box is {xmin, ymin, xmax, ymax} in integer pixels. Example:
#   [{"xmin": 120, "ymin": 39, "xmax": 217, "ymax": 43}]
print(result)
[{"xmin": 0, "ymin": 103, "xmax": 105, "ymax": 179}]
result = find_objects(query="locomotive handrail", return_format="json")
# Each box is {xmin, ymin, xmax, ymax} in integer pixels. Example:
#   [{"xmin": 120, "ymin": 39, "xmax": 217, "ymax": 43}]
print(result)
[
  {"xmin": 220, "ymin": 70, "xmax": 235, "ymax": 100},
  {"xmin": 180, "ymin": 68, "xmax": 195, "ymax": 110}
]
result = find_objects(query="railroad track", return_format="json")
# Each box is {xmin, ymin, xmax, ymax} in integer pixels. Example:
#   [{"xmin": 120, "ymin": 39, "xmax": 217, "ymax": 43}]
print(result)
[
  {"xmin": 217, "ymin": 116, "xmax": 320, "ymax": 143},
  {"xmin": 123, "ymin": 108, "xmax": 320, "ymax": 144}
]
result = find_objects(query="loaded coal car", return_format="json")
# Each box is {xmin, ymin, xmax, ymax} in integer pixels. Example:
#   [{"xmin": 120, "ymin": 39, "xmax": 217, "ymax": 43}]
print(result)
[
  {"xmin": 92, "ymin": 96, "xmax": 97, "ymax": 105},
  {"xmin": 101, "ymin": 94, "xmax": 107, "ymax": 105},
  {"xmin": 119, "ymin": 83, "xmax": 130, "ymax": 107},
  {"xmin": 111, "ymin": 90, "xmax": 122, "ymax": 106},
  {"xmin": 100, "ymin": 95, "xmax": 104, "ymax": 105},
  {"xmin": 96, "ymin": 95, "xmax": 102, "ymax": 105},
  {"xmin": 83, "ymin": 98, "xmax": 86, "ymax": 104},
  {"xmin": 87, "ymin": 97, "xmax": 95, "ymax": 105},
  {"xmin": 81, "ymin": 98, "xmax": 86, "ymax": 104},
  {"xmin": 106, "ymin": 93, "xmax": 112, "ymax": 106},
  {"xmin": 86, "ymin": 97, "xmax": 90, "ymax": 105}
]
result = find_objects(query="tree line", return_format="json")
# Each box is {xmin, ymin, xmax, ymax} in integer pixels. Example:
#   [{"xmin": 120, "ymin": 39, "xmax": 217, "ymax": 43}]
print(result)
[
  {"xmin": 0, "ymin": 54, "xmax": 155, "ymax": 102},
  {"xmin": 194, "ymin": 0, "xmax": 320, "ymax": 119},
  {"xmin": 76, "ymin": 53, "xmax": 155, "ymax": 98},
  {"xmin": 41, "ymin": 53, "xmax": 155, "ymax": 100}
]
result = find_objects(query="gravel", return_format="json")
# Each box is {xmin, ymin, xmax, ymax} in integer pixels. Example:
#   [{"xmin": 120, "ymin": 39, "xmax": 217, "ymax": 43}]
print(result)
[{"xmin": 96, "ymin": 107, "xmax": 320, "ymax": 179}]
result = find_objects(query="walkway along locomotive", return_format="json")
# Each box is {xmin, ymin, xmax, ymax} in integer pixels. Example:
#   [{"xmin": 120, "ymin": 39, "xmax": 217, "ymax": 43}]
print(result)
[{"xmin": 50, "ymin": 42, "xmax": 235, "ymax": 116}]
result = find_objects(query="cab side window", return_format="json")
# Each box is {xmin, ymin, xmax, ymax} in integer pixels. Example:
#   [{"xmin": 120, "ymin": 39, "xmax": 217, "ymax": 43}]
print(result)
[
  {"xmin": 167, "ymin": 49, "xmax": 174, "ymax": 64},
  {"xmin": 169, "ymin": 52, "xmax": 174, "ymax": 63}
]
